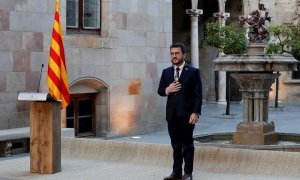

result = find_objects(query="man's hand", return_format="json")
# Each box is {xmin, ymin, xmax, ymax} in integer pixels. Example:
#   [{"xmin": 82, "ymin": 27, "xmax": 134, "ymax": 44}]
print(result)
[
  {"xmin": 166, "ymin": 81, "xmax": 181, "ymax": 94},
  {"xmin": 189, "ymin": 113, "xmax": 199, "ymax": 124}
]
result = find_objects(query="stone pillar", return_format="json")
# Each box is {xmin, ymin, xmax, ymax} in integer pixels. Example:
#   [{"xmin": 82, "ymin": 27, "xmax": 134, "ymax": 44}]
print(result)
[
  {"xmin": 186, "ymin": 8, "xmax": 203, "ymax": 68},
  {"xmin": 213, "ymin": 11, "xmax": 230, "ymax": 104},
  {"xmin": 231, "ymin": 73, "xmax": 279, "ymax": 145},
  {"xmin": 206, "ymin": 48, "xmax": 219, "ymax": 102},
  {"xmin": 218, "ymin": 71, "xmax": 227, "ymax": 104}
]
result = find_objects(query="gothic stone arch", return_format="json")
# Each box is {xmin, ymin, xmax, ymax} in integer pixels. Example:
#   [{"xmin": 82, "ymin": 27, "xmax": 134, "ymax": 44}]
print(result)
[{"xmin": 68, "ymin": 77, "xmax": 109, "ymax": 137}]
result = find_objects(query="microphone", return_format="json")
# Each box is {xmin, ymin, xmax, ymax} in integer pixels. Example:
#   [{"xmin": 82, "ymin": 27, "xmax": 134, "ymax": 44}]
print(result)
[{"xmin": 37, "ymin": 64, "xmax": 44, "ymax": 93}]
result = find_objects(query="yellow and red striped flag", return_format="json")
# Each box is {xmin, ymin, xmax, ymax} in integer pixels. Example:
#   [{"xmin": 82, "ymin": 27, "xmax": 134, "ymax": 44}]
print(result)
[{"xmin": 47, "ymin": 0, "xmax": 70, "ymax": 109}]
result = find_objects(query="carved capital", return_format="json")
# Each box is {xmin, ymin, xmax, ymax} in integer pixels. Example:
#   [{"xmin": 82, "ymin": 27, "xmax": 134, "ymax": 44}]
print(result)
[
  {"xmin": 213, "ymin": 12, "xmax": 230, "ymax": 19},
  {"xmin": 186, "ymin": 9, "xmax": 203, "ymax": 17}
]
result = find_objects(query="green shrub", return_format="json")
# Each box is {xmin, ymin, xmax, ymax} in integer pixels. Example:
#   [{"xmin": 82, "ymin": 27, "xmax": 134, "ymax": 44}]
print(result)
[
  {"xmin": 205, "ymin": 22, "xmax": 248, "ymax": 54},
  {"xmin": 265, "ymin": 25, "xmax": 300, "ymax": 60}
]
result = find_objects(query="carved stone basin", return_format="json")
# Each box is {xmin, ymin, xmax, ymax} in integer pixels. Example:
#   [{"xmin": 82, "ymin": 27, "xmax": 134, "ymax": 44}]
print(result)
[
  {"xmin": 213, "ymin": 46, "xmax": 299, "ymax": 145},
  {"xmin": 214, "ymin": 54, "xmax": 298, "ymax": 72}
]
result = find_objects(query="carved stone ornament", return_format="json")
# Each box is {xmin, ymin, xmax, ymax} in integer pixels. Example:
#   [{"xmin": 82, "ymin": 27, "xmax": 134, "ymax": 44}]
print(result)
[{"xmin": 239, "ymin": 3, "xmax": 271, "ymax": 43}]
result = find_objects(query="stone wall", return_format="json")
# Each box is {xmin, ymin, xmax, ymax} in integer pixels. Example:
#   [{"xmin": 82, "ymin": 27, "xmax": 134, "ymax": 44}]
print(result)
[
  {"xmin": 0, "ymin": 0, "xmax": 54, "ymax": 129},
  {"xmin": 0, "ymin": 0, "xmax": 172, "ymax": 138}
]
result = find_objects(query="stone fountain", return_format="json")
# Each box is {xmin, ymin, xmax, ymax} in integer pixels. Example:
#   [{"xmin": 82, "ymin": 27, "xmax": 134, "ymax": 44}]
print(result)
[
  {"xmin": 213, "ymin": 46, "xmax": 298, "ymax": 145},
  {"xmin": 211, "ymin": 5, "xmax": 299, "ymax": 146}
]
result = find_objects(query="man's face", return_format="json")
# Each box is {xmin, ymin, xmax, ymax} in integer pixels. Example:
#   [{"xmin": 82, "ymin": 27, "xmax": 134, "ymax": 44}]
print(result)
[{"xmin": 170, "ymin": 47, "xmax": 185, "ymax": 66}]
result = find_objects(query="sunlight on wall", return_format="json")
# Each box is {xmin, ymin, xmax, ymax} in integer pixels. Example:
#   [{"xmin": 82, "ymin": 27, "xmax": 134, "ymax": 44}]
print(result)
[
  {"xmin": 269, "ymin": 82, "xmax": 287, "ymax": 101},
  {"xmin": 111, "ymin": 102, "xmax": 137, "ymax": 135}
]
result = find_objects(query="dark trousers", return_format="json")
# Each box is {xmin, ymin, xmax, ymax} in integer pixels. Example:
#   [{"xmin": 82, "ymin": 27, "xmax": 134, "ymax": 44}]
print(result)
[{"xmin": 167, "ymin": 116, "xmax": 195, "ymax": 174}]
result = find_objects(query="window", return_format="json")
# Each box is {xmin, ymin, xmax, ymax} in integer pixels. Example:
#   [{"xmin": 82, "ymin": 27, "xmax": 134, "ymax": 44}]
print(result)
[
  {"xmin": 66, "ymin": 94, "xmax": 96, "ymax": 137},
  {"xmin": 66, "ymin": 0, "xmax": 101, "ymax": 34},
  {"xmin": 292, "ymin": 64, "xmax": 300, "ymax": 79}
]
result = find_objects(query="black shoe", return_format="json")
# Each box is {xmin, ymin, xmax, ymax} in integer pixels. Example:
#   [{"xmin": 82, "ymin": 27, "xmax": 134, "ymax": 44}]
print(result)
[
  {"xmin": 182, "ymin": 174, "xmax": 192, "ymax": 180},
  {"xmin": 163, "ymin": 172, "xmax": 182, "ymax": 180}
]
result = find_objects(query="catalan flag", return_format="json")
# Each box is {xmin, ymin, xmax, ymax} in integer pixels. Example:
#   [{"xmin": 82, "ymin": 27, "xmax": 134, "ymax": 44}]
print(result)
[{"xmin": 47, "ymin": 0, "xmax": 70, "ymax": 109}]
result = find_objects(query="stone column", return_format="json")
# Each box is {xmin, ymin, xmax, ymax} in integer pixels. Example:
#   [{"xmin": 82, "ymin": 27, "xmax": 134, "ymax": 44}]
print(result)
[
  {"xmin": 213, "ymin": 11, "xmax": 230, "ymax": 104},
  {"xmin": 186, "ymin": 7, "xmax": 203, "ymax": 68},
  {"xmin": 231, "ymin": 73, "xmax": 279, "ymax": 145},
  {"xmin": 206, "ymin": 48, "xmax": 219, "ymax": 102},
  {"xmin": 218, "ymin": 71, "xmax": 227, "ymax": 103}
]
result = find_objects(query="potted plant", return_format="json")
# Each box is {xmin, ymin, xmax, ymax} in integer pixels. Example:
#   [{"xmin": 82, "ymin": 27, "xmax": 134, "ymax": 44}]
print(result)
[{"xmin": 205, "ymin": 22, "xmax": 248, "ymax": 54}]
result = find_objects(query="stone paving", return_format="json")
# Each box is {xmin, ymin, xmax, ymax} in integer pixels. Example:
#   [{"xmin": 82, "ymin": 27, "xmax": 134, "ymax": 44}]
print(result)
[
  {"xmin": 113, "ymin": 100, "xmax": 300, "ymax": 144},
  {"xmin": 1, "ymin": 100, "xmax": 300, "ymax": 180}
]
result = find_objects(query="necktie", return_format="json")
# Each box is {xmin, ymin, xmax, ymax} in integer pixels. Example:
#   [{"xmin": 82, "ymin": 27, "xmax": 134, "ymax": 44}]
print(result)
[{"xmin": 175, "ymin": 68, "xmax": 180, "ymax": 81}]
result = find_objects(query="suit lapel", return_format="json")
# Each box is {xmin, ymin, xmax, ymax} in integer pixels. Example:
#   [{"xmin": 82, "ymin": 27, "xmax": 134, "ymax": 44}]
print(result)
[
  {"xmin": 167, "ymin": 67, "xmax": 175, "ymax": 82},
  {"xmin": 179, "ymin": 64, "xmax": 189, "ymax": 82}
]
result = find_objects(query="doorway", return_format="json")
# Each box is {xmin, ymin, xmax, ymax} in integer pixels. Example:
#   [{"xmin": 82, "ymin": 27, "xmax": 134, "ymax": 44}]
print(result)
[{"xmin": 66, "ymin": 93, "xmax": 96, "ymax": 137}]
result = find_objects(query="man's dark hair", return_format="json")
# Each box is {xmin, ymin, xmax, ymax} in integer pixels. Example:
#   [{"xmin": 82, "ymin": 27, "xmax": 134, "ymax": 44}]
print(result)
[{"xmin": 170, "ymin": 43, "xmax": 187, "ymax": 54}]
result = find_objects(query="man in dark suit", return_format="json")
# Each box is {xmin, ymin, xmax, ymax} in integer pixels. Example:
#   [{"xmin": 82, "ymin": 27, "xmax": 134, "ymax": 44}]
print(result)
[{"xmin": 158, "ymin": 43, "xmax": 202, "ymax": 180}]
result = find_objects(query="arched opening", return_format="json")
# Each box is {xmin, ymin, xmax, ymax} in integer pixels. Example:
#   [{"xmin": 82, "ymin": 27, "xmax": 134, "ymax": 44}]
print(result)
[
  {"xmin": 172, "ymin": 0, "xmax": 219, "ymax": 101},
  {"xmin": 172, "ymin": 0, "xmax": 246, "ymax": 102},
  {"xmin": 225, "ymin": 0, "xmax": 244, "ymax": 101},
  {"xmin": 66, "ymin": 77, "xmax": 109, "ymax": 137},
  {"xmin": 199, "ymin": 0, "xmax": 219, "ymax": 101}
]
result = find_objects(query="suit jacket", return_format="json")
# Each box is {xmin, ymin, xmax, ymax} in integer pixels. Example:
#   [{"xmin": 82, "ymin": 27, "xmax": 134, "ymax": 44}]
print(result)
[{"xmin": 157, "ymin": 63, "xmax": 202, "ymax": 122}]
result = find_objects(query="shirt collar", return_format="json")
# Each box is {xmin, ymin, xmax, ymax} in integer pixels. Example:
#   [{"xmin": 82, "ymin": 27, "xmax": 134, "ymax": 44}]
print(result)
[{"xmin": 174, "ymin": 62, "xmax": 186, "ymax": 70}]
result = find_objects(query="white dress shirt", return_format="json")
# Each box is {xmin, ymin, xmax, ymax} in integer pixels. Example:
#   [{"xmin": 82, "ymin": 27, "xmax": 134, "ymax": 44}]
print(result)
[{"xmin": 165, "ymin": 62, "xmax": 186, "ymax": 95}]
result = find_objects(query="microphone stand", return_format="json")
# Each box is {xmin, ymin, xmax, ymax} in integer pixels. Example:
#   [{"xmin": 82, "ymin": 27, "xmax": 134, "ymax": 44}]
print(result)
[{"xmin": 37, "ymin": 64, "xmax": 44, "ymax": 93}]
